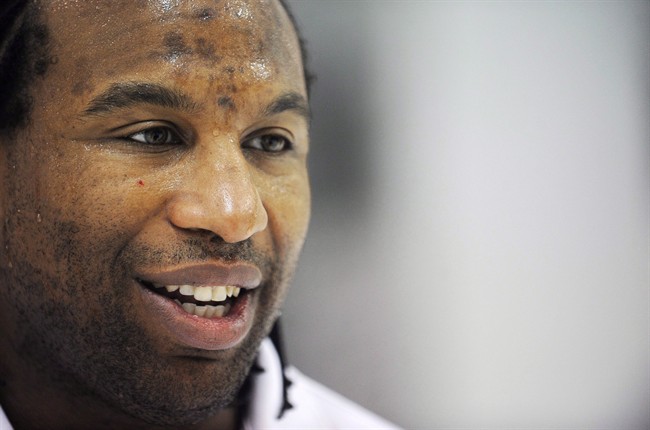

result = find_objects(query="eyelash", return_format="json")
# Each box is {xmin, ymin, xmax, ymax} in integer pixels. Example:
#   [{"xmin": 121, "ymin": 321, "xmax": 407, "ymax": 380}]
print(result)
[
  {"xmin": 242, "ymin": 133, "xmax": 293, "ymax": 153},
  {"xmin": 127, "ymin": 127, "xmax": 183, "ymax": 146},
  {"xmin": 125, "ymin": 126, "xmax": 293, "ymax": 154}
]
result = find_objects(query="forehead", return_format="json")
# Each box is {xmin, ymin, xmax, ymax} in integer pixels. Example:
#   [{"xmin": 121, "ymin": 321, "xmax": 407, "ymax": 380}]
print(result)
[{"xmin": 40, "ymin": 0, "xmax": 303, "ymax": 99}]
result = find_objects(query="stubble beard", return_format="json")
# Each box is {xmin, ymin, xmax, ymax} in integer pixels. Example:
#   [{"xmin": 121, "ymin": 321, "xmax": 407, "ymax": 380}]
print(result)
[{"xmin": 1, "ymin": 219, "xmax": 294, "ymax": 427}]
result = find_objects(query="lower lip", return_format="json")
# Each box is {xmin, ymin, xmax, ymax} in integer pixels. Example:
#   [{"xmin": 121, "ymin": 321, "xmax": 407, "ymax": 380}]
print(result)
[{"xmin": 139, "ymin": 283, "xmax": 256, "ymax": 351}]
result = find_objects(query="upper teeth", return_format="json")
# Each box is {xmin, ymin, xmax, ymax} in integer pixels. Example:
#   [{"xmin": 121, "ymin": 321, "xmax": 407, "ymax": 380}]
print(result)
[{"xmin": 161, "ymin": 284, "xmax": 240, "ymax": 302}]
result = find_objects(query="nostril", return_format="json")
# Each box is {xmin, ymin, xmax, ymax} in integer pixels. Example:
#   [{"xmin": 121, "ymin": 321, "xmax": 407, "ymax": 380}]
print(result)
[
  {"xmin": 173, "ymin": 227, "xmax": 228, "ymax": 245},
  {"xmin": 209, "ymin": 234, "xmax": 227, "ymax": 244}
]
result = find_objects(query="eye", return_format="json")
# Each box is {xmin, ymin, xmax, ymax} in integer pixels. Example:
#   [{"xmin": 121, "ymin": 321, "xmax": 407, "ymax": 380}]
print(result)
[
  {"xmin": 127, "ymin": 127, "xmax": 183, "ymax": 146},
  {"xmin": 243, "ymin": 133, "xmax": 293, "ymax": 153}
]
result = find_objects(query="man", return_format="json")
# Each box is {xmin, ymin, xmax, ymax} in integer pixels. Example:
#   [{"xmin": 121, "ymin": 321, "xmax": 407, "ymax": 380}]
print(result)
[{"xmin": 0, "ymin": 0, "xmax": 397, "ymax": 428}]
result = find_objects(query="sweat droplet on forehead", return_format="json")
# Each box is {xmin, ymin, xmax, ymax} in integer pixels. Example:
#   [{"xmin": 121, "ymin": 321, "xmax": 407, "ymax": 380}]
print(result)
[
  {"xmin": 142, "ymin": 2, "xmax": 285, "ymax": 74},
  {"xmin": 250, "ymin": 59, "xmax": 272, "ymax": 80},
  {"xmin": 152, "ymin": 0, "xmax": 181, "ymax": 13},
  {"xmin": 225, "ymin": 0, "xmax": 252, "ymax": 19}
]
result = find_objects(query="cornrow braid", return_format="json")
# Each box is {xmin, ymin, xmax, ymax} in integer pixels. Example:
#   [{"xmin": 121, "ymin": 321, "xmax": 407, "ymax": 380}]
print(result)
[{"xmin": 0, "ymin": 0, "xmax": 52, "ymax": 135}]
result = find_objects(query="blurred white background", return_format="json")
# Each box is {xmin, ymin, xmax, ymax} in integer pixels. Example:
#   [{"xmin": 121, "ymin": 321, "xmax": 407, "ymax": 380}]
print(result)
[{"xmin": 282, "ymin": 1, "xmax": 649, "ymax": 428}]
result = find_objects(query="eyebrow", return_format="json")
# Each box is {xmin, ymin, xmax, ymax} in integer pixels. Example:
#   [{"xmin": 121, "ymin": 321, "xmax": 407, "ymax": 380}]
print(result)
[
  {"xmin": 81, "ymin": 82, "xmax": 310, "ymax": 121},
  {"xmin": 82, "ymin": 82, "xmax": 202, "ymax": 116},
  {"xmin": 262, "ymin": 91, "xmax": 311, "ymax": 122}
]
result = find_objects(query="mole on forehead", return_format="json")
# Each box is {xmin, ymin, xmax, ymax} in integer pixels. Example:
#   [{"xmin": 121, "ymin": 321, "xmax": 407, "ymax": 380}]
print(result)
[
  {"xmin": 153, "ymin": 35, "xmax": 269, "ymax": 68},
  {"xmin": 164, "ymin": 32, "xmax": 193, "ymax": 56},
  {"xmin": 193, "ymin": 7, "xmax": 218, "ymax": 20},
  {"xmin": 151, "ymin": 17, "xmax": 278, "ymax": 65},
  {"xmin": 217, "ymin": 96, "xmax": 236, "ymax": 110}
]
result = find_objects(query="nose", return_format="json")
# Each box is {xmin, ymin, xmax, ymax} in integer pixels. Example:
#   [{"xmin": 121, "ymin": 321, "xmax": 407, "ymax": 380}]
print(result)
[{"xmin": 166, "ymin": 144, "xmax": 268, "ymax": 243}]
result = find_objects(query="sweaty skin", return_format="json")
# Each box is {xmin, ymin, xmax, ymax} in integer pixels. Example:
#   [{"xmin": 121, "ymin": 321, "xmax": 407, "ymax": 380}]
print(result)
[{"xmin": 0, "ymin": 1, "xmax": 310, "ymax": 429}]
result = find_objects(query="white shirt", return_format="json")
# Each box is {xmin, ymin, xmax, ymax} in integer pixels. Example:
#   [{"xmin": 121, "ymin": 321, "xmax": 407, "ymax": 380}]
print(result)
[
  {"xmin": 0, "ymin": 338, "xmax": 399, "ymax": 429},
  {"xmin": 244, "ymin": 338, "xmax": 399, "ymax": 429}
]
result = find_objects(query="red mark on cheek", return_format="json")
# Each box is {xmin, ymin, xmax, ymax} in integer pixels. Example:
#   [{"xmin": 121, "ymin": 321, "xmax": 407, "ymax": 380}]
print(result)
[{"xmin": 137, "ymin": 180, "xmax": 145, "ymax": 187}]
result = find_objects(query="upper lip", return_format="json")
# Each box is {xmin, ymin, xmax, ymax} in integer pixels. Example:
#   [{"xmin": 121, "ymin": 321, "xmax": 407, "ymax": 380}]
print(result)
[{"xmin": 136, "ymin": 262, "xmax": 263, "ymax": 289}]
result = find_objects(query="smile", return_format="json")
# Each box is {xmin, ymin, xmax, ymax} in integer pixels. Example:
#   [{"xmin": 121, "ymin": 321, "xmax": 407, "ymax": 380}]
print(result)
[
  {"xmin": 134, "ymin": 262, "xmax": 262, "ymax": 350},
  {"xmin": 139, "ymin": 280, "xmax": 245, "ymax": 318}
]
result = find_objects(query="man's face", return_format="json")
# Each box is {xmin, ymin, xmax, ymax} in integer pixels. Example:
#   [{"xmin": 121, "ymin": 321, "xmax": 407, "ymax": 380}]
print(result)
[{"xmin": 0, "ymin": 0, "xmax": 309, "ymax": 426}]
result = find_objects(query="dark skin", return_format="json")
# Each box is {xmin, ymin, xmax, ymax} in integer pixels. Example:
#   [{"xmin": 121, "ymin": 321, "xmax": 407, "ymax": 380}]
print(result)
[{"xmin": 0, "ymin": 1, "xmax": 310, "ymax": 429}]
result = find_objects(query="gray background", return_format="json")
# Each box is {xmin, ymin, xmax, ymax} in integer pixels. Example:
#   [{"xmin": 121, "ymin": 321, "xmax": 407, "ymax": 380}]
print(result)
[{"xmin": 283, "ymin": 1, "xmax": 650, "ymax": 428}]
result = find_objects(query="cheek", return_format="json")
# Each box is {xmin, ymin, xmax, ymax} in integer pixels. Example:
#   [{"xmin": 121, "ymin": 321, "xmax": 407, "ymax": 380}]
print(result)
[
  {"xmin": 259, "ymin": 170, "xmax": 311, "ymax": 260},
  {"xmin": 35, "ymin": 151, "xmax": 162, "ymax": 242},
  {"xmin": 0, "ymin": 156, "xmax": 152, "ymax": 290}
]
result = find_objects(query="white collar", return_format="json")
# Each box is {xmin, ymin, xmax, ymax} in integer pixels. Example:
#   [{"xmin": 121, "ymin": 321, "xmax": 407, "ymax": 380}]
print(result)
[
  {"xmin": 0, "ymin": 401, "xmax": 12, "ymax": 430},
  {"xmin": 242, "ymin": 337, "xmax": 288, "ymax": 429}
]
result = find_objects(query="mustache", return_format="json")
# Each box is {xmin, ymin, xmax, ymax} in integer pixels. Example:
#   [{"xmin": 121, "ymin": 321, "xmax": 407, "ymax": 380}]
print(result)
[{"xmin": 123, "ymin": 237, "xmax": 274, "ymax": 274}]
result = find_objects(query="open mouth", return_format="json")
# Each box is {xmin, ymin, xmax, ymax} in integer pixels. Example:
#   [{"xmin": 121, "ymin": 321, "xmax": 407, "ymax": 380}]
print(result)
[{"xmin": 138, "ymin": 279, "xmax": 246, "ymax": 318}]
